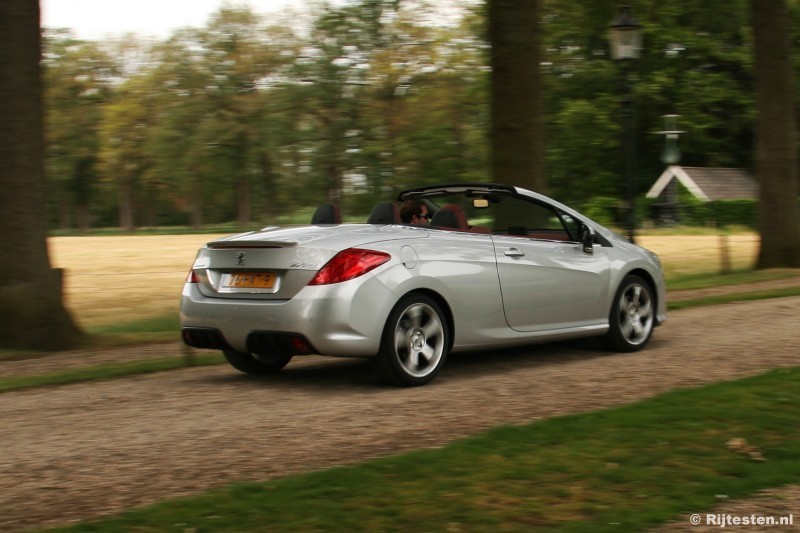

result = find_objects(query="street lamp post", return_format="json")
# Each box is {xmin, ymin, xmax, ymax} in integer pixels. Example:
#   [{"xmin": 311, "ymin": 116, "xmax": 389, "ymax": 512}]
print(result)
[
  {"xmin": 656, "ymin": 114, "xmax": 684, "ymax": 166},
  {"xmin": 655, "ymin": 115, "xmax": 684, "ymax": 226},
  {"xmin": 608, "ymin": 6, "xmax": 642, "ymax": 244}
]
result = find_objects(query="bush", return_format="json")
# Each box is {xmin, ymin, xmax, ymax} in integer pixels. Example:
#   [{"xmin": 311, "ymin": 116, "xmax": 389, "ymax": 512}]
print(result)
[
  {"xmin": 580, "ymin": 196, "xmax": 623, "ymax": 226},
  {"xmin": 683, "ymin": 199, "xmax": 758, "ymax": 228},
  {"xmin": 646, "ymin": 195, "xmax": 759, "ymax": 229}
]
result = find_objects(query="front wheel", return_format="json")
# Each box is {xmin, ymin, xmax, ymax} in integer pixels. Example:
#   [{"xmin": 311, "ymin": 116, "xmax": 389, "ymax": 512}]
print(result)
[
  {"xmin": 603, "ymin": 275, "xmax": 655, "ymax": 352},
  {"xmin": 223, "ymin": 350, "xmax": 293, "ymax": 374},
  {"xmin": 371, "ymin": 294, "xmax": 449, "ymax": 386}
]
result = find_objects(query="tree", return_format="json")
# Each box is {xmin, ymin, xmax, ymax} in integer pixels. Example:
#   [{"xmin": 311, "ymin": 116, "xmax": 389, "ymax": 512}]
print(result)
[
  {"xmin": 750, "ymin": 0, "xmax": 800, "ymax": 267},
  {"xmin": 488, "ymin": 0, "xmax": 546, "ymax": 192},
  {"xmin": 99, "ymin": 73, "xmax": 159, "ymax": 231},
  {"xmin": 356, "ymin": 1, "xmax": 489, "ymax": 200},
  {"xmin": 147, "ymin": 30, "xmax": 217, "ymax": 229},
  {"xmin": 291, "ymin": 2, "xmax": 384, "ymax": 206},
  {"xmin": 196, "ymin": 6, "xmax": 299, "ymax": 227},
  {"xmin": 540, "ymin": 0, "xmax": 755, "ymax": 208},
  {"xmin": 0, "ymin": 0, "xmax": 84, "ymax": 349},
  {"xmin": 44, "ymin": 30, "xmax": 117, "ymax": 231},
  {"xmin": 31, "ymin": 0, "xmax": 798, "ymax": 232}
]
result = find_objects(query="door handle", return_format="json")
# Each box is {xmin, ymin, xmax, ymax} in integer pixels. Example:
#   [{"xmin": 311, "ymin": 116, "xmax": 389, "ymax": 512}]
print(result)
[{"xmin": 504, "ymin": 248, "xmax": 525, "ymax": 257}]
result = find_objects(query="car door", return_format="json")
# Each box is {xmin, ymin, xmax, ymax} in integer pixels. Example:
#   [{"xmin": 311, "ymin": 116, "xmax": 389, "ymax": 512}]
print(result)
[{"xmin": 491, "ymin": 202, "xmax": 610, "ymax": 333}]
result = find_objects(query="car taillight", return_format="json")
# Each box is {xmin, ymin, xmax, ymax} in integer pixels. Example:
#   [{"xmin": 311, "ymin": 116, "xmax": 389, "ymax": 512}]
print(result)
[
  {"xmin": 308, "ymin": 248, "xmax": 390, "ymax": 285},
  {"xmin": 186, "ymin": 270, "xmax": 199, "ymax": 283}
]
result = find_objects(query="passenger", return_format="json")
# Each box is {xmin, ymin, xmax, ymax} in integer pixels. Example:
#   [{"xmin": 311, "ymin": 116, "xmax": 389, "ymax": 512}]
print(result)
[{"xmin": 399, "ymin": 200, "xmax": 431, "ymax": 225}]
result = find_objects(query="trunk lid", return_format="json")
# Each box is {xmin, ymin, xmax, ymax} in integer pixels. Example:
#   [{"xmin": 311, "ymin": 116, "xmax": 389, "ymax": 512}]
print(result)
[{"xmin": 189, "ymin": 224, "xmax": 424, "ymax": 300}]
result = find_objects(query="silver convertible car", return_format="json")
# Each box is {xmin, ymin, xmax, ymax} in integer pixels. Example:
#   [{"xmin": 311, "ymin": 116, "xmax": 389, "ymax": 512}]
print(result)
[{"xmin": 181, "ymin": 183, "xmax": 666, "ymax": 386}]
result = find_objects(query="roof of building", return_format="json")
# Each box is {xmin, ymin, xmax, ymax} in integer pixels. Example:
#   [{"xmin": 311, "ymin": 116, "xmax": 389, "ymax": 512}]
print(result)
[{"xmin": 646, "ymin": 166, "xmax": 757, "ymax": 202}]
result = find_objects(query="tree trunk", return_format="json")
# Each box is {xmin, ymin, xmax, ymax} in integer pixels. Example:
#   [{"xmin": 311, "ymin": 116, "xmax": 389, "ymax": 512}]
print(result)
[
  {"xmin": 118, "ymin": 176, "xmax": 135, "ymax": 231},
  {"xmin": 750, "ymin": 0, "xmax": 800, "ymax": 268},
  {"xmin": 232, "ymin": 132, "xmax": 251, "ymax": 229},
  {"xmin": 326, "ymin": 163, "xmax": 343, "ymax": 205},
  {"xmin": 76, "ymin": 203, "xmax": 90, "ymax": 233},
  {"xmin": 0, "ymin": 0, "xmax": 84, "ymax": 350},
  {"xmin": 237, "ymin": 175, "xmax": 251, "ymax": 229},
  {"xmin": 488, "ymin": 0, "xmax": 546, "ymax": 192},
  {"xmin": 57, "ymin": 188, "xmax": 72, "ymax": 230},
  {"xmin": 189, "ymin": 182, "xmax": 203, "ymax": 230},
  {"xmin": 73, "ymin": 157, "xmax": 93, "ymax": 232},
  {"xmin": 258, "ymin": 150, "xmax": 276, "ymax": 223}
]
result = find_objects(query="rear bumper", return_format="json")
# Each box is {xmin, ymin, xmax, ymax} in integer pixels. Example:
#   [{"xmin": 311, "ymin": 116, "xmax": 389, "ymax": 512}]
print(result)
[
  {"xmin": 181, "ymin": 327, "xmax": 232, "ymax": 350},
  {"xmin": 182, "ymin": 327, "xmax": 318, "ymax": 356},
  {"xmin": 180, "ymin": 279, "xmax": 392, "ymax": 357}
]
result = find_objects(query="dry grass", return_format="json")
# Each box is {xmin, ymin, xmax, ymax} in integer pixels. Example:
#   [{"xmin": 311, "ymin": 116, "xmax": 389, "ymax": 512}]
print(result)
[
  {"xmin": 48, "ymin": 232, "xmax": 760, "ymax": 330},
  {"xmin": 49, "ymin": 234, "xmax": 227, "ymax": 330},
  {"xmin": 637, "ymin": 232, "xmax": 759, "ymax": 278}
]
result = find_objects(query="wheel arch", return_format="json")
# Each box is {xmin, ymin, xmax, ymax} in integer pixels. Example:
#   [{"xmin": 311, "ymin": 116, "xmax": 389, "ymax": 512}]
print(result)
[{"xmin": 399, "ymin": 288, "xmax": 455, "ymax": 353}]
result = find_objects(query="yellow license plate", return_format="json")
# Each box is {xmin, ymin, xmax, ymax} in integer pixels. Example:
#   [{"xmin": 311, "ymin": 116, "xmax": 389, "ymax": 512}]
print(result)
[{"xmin": 223, "ymin": 272, "xmax": 276, "ymax": 289}]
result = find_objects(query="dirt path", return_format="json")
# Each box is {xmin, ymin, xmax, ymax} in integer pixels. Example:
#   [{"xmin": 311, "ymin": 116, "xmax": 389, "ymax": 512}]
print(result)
[{"xmin": 1, "ymin": 296, "xmax": 799, "ymax": 531}]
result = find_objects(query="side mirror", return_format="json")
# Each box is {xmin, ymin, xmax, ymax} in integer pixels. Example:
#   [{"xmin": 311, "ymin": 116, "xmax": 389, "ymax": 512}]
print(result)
[{"xmin": 579, "ymin": 223, "xmax": 595, "ymax": 254}]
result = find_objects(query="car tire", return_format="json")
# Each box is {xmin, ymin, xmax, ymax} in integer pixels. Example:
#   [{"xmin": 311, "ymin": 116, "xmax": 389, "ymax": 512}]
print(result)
[
  {"xmin": 603, "ymin": 274, "xmax": 655, "ymax": 352},
  {"xmin": 223, "ymin": 350, "xmax": 293, "ymax": 374},
  {"xmin": 372, "ymin": 293, "xmax": 449, "ymax": 386}
]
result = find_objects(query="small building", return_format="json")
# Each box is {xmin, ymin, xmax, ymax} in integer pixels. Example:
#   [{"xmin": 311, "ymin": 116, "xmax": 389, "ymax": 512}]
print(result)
[{"xmin": 646, "ymin": 166, "xmax": 757, "ymax": 225}]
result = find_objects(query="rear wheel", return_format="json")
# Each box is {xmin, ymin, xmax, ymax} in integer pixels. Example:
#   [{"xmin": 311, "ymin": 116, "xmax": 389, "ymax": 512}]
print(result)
[
  {"xmin": 223, "ymin": 350, "xmax": 293, "ymax": 374},
  {"xmin": 603, "ymin": 274, "xmax": 655, "ymax": 352},
  {"xmin": 372, "ymin": 293, "xmax": 449, "ymax": 386}
]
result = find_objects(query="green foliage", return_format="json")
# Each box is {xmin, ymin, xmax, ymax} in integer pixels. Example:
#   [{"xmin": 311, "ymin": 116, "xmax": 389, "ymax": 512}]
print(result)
[
  {"xmin": 681, "ymin": 199, "xmax": 758, "ymax": 228},
  {"xmin": 541, "ymin": 0, "xmax": 756, "ymax": 206},
  {"xmin": 49, "ymin": 367, "xmax": 800, "ymax": 531},
  {"xmin": 645, "ymin": 177, "xmax": 766, "ymax": 229},
  {"xmin": 578, "ymin": 196, "xmax": 621, "ymax": 226},
  {"xmin": 43, "ymin": 30, "xmax": 118, "ymax": 230},
  {"xmin": 41, "ymin": 0, "xmax": 784, "ymax": 230}
]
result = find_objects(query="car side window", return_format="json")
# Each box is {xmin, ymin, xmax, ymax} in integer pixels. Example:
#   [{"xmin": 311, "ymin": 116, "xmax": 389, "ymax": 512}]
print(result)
[
  {"xmin": 494, "ymin": 197, "xmax": 570, "ymax": 241},
  {"xmin": 558, "ymin": 212, "xmax": 582, "ymax": 241}
]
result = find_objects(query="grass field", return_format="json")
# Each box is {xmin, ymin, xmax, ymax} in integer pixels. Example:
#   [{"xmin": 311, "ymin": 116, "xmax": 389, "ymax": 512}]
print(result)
[
  {"xmin": 637, "ymin": 233, "xmax": 760, "ymax": 277},
  {"xmin": 48, "ymin": 234, "xmax": 226, "ymax": 330},
  {"xmin": 47, "ymin": 231, "xmax": 761, "ymax": 331}
]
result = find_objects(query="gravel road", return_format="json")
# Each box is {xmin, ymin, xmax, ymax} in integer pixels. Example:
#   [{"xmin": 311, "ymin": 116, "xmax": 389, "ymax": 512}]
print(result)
[{"xmin": 1, "ymin": 296, "xmax": 799, "ymax": 531}]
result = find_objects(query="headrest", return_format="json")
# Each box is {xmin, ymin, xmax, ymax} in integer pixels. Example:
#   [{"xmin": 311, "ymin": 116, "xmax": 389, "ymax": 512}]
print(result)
[
  {"xmin": 311, "ymin": 204, "xmax": 342, "ymax": 224},
  {"xmin": 367, "ymin": 202, "xmax": 401, "ymax": 224},
  {"xmin": 431, "ymin": 203, "xmax": 469, "ymax": 231}
]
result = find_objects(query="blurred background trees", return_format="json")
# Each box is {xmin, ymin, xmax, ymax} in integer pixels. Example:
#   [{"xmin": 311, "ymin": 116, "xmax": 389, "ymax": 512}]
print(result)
[{"xmin": 39, "ymin": 0, "xmax": 798, "ymax": 232}]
